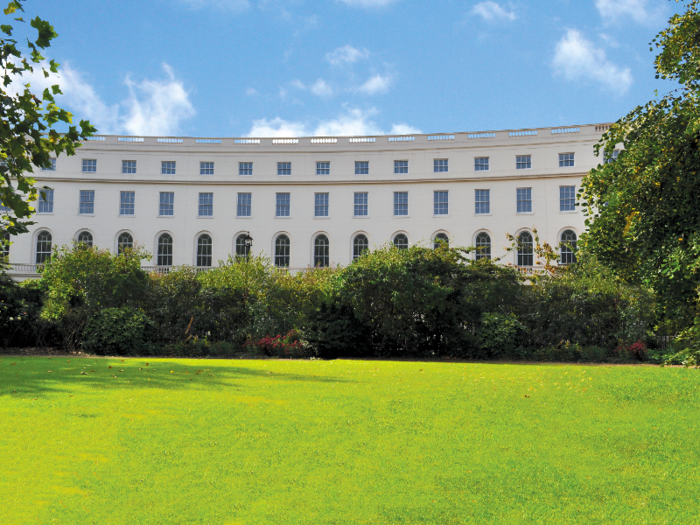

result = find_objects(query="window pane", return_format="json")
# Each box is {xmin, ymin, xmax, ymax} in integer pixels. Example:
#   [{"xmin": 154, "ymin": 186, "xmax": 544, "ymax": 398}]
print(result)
[
  {"xmin": 433, "ymin": 159, "xmax": 448, "ymax": 173},
  {"xmin": 159, "ymin": 192, "xmax": 174, "ymax": 216},
  {"xmin": 560, "ymin": 186, "xmax": 576, "ymax": 211},
  {"xmin": 235, "ymin": 234, "xmax": 249, "ymax": 260},
  {"xmin": 79, "ymin": 190, "xmax": 95, "ymax": 215},
  {"xmin": 393, "ymin": 234, "xmax": 408, "ymax": 250},
  {"xmin": 38, "ymin": 189, "xmax": 54, "ymax": 214},
  {"xmin": 316, "ymin": 162, "xmax": 330, "ymax": 175},
  {"xmin": 157, "ymin": 234, "xmax": 173, "ymax": 266},
  {"xmin": 161, "ymin": 161, "xmax": 176, "ymax": 175},
  {"xmin": 120, "ymin": 191, "xmax": 135, "ymax": 215},
  {"xmin": 517, "ymin": 232, "xmax": 534, "ymax": 266},
  {"xmin": 122, "ymin": 160, "xmax": 136, "ymax": 174},
  {"xmin": 276, "ymin": 193, "xmax": 290, "ymax": 217},
  {"xmin": 314, "ymin": 193, "xmax": 329, "ymax": 217},
  {"xmin": 354, "ymin": 192, "xmax": 368, "ymax": 216},
  {"xmin": 42, "ymin": 158, "xmax": 56, "ymax": 171},
  {"xmin": 353, "ymin": 234, "xmax": 368, "ymax": 260},
  {"xmin": 118, "ymin": 232, "xmax": 133, "ymax": 254},
  {"xmin": 277, "ymin": 162, "xmax": 292, "ymax": 176},
  {"xmin": 82, "ymin": 159, "xmax": 96, "ymax": 172},
  {"xmin": 197, "ymin": 234, "xmax": 213, "ymax": 267},
  {"xmin": 35, "ymin": 231, "xmax": 52, "ymax": 264},
  {"xmin": 314, "ymin": 235, "xmax": 329, "ymax": 267},
  {"xmin": 239, "ymin": 162, "xmax": 253, "ymax": 176},
  {"xmin": 237, "ymin": 193, "xmax": 252, "ymax": 217},
  {"xmin": 200, "ymin": 162, "xmax": 214, "ymax": 175},
  {"xmin": 475, "ymin": 232, "xmax": 491, "ymax": 260},
  {"xmin": 198, "ymin": 193, "xmax": 213, "ymax": 217},
  {"xmin": 275, "ymin": 235, "xmax": 290, "ymax": 267},
  {"xmin": 394, "ymin": 192, "xmax": 408, "ymax": 216},
  {"xmin": 559, "ymin": 153, "xmax": 575, "ymax": 167},
  {"xmin": 433, "ymin": 233, "xmax": 449, "ymax": 249},
  {"xmin": 355, "ymin": 161, "xmax": 369, "ymax": 175},
  {"xmin": 516, "ymin": 188, "xmax": 532, "ymax": 213},
  {"xmin": 77, "ymin": 231, "xmax": 93, "ymax": 247},
  {"xmin": 434, "ymin": 191, "xmax": 448, "ymax": 215},
  {"xmin": 560, "ymin": 230, "xmax": 577, "ymax": 264},
  {"xmin": 516, "ymin": 155, "xmax": 531, "ymax": 170},
  {"xmin": 475, "ymin": 189, "xmax": 490, "ymax": 214},
  {"xmin": 394, "ymin": 160, "xmax": 408, "ymax": 174},
  {"xmin": 475, "ymin": 157, "xmax": 489, "ymax": 171}
]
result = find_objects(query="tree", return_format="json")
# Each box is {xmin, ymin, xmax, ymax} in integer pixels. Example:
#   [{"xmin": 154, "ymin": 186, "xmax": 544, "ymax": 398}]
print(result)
[
  {"xmin": 0, "ymin": 0, "xmax": 94, "ymax": 242},
  {"xmin": 580, "ymin": 0, "xmax": 700, "ymax": 327}
]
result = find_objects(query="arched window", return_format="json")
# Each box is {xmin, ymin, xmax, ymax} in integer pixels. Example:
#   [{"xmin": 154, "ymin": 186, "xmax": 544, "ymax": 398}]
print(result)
[
  {"xmin": 353, "ymin": 234, "xmax": 368, "ymax": 260},
  {"xmin": 77, "ymin": 231, "xmax": 93, "ymax": 247},
  {"xmin": 433, "ymin": 233, "xmax": 449, "ymax": 249},
  {"xmin": 235, "ymin": 234, "xmax": 248, "ymax": 260},
  {"xmin": 197, "ymin": 234, "xmax": 212, "ymax": 267},
  {"xmin": 517, "ymin": 231, "xmax": 534, "ymax": 266},
  {"xmin": 157, "ymin": 233, "xmax": 173, "ymax": 266},
  {"xmin": 560, "ymin": 230, "xmax": 577, "ymax": 265},
  {"xmin": 35, "ymin": 231, "xmax": 52, "ymax": 264},
  {"xmin": 1, "ymin": 231, "xmax": 9, "ymax": 260},
  {"xmin": 117, "ymin": 232, "xmax": 133, "ymax": 254},
  {"xmin": 393, "ymin": 233, "xmax": 409, "ymax": 250},
  {"xmin": 314, "ymin": 235, "xmax": 329, "ymax": 267},
  {"xmin": 475, "ymin": 232, "xmax": 491, "ymax": 261},
  {"xmin": 275, "ymin": 235, "xmax": 290, "ymax": 268}
]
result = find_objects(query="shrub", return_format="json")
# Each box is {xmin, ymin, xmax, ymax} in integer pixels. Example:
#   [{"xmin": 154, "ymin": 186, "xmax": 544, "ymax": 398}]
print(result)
[
  {"xmin": 477, "ymin": 312, "xmax": 527, "ymax": 359},
  {"xmin": 300, "ymin": 302, "xmax": 370, "ymax": 359},
  {"xmin": 243, "ymin": 330, "xmax": 306, "ymax": 359},
  {"xmin": 82, "ymin": 306, "xmax": 154, "ymax": 356}
]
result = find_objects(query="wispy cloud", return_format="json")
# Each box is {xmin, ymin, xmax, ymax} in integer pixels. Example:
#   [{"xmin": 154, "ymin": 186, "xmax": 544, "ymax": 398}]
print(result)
[
  {"xmin": 337, "ymin": 0, "xmax": 399, "ymax": 8},
  {"xmin": 325, "ymin": 45, "xmax": 370, "ymax": 66},
  {"xmin": 552, "ymin": 29, "xmax": 632, "ymax": 93},
  {"xmin": 594, "ymin": 0, "xmax": 661, "ymax": 25},
  {"xmin": 358, "ymin": 74, "xmax": 392, "ymax": 95},
  {"xmin": 471, "ymin": 1, "xmax": 516, "ymax": 22},
  {"xmin": 310, "ymin": 79, "xmax": 333, "ymax": 97}
]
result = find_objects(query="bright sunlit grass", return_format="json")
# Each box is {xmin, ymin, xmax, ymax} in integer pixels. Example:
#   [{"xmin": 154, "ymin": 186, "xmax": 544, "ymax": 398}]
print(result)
[{"xmin": 1, "ymin": 357, "xmax": 699, "ymax": 524}]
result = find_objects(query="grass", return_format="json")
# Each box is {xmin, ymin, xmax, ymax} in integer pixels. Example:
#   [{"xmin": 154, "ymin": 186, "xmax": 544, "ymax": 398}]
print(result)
[{"xmin": 1, "ymin": 357, "xmax": 699, "ymax": 525}]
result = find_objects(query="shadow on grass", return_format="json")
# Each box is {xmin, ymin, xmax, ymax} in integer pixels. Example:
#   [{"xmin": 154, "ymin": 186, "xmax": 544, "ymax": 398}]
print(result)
[{"xmin": 0, "ymin": 357, "xmax": 351, "ymax": 399}]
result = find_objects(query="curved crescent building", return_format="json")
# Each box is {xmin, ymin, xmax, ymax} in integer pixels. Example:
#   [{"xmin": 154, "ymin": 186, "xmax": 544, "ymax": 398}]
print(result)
[{"xmin": 4, "ymin": 123, "xmax": 612, "ymax": 278}]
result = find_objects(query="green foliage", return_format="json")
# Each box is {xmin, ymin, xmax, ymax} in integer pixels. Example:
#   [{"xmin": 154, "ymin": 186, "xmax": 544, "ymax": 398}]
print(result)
[
  {"xmin": 82, "ymin": 306, "xmax": 154, "ymax": 356},
  {"xmin": 477, "ymin": 312, "xmax": 526, "ymax": 358},
  {"xmin": 300, "ymin": 302, "xmax": 369, "ymax": 359}
]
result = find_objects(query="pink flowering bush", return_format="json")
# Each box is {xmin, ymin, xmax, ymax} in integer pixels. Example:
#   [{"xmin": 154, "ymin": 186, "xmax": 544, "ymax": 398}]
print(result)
[{"xmin": 243, "ymin": 329, "xmax": 305, "ymax": 358}]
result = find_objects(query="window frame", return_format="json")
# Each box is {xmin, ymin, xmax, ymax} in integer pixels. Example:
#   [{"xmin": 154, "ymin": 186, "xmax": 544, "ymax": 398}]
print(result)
[
  {"xmin": 200, "ymin": 162, "xmax": 215, "ymax": 176},
  {"xmin": 313, "ymin": 234, "xmax": 330, "ymax": 268},
  {"xmin": 475, "ymin": 231, "xmax": 491, "ymax": 261},
  {"xmin": 516, "ymin": 187, "xmax": 532, "ymax": 214},
  {"xmin": 394, "ymin": 160, "xmax": 408, "ymax": 174},
  {"xmin": 161, "ymin": 161, "xmax": 176, "ymax": 175},
  {"xmin": 559, "ymin": 185, "xmax": 576, "ymax": 212},
  {"xmin": 314, "ymin": 192, "xmax": 329, "ymax": 217},
  {"xmin": 239, "ymin": 162, "xmax": 253, "ymax": 176},
  {"xmin": 517, "ymin": 231, "xmax": 534, "ymax": 266},
  {"xmin": 122, "ymin": 160, "xmax": 137, "ymax": 174},
  {"xmin": 475, "ymin": 189, "xmax": 490, "ymax": 215},
  {"xmin": 393, "ymin": 191, "xmax": 408, "ymax": 216},
  {"xmin": 433, "ymin": 159, "xmax": 448, "ymax": 173},
  {"xmin": 237, "ymin": 193, "xmax": 252, "ymax": 217},
  {"xmin": 79, "ymin": 190, "xmax": 95, "ymax": 215},
  {"xmin": 81, "ymin": 159, "xmax": 97, "ymax": 173},
  {"xmin": 353, "ymin": 192, "xmax": 368, "ymax": 217},
  {"xmin": 156, "ymin": 233, "xmax": 174, "ymax": 267},
  {"xmin": 117, "ymin": 231, "xmax": 134, "ymax": 254},
  {"xmin": 119, "ymin": 191, "xmax": 135, "ymax": 216},
  {"xmin": 35, "ymin": 230, "xmax": 52, "ymax": 264},
  {"xmin": 274, "ymin": 234, "xmax": 291, "ymax": 268},
  {"xmin": 355, "ymin": 161, "xmax": 369, "ymax": 175},
  {"xmin": 277, "ymin": 162, "xmax": 292, "ymax": 176},
  {"xmin": 196, "ymin": 233, "xmax": 213, "ymax": 267},
  {"xmin": 558, "ymin": 153, "xmax": 575, "ymax": 168},
  {"xmin": 352, "ymin": 233, "xmax": 369, "ymax": 260},
  {"xmin": 198, "ymin": 192, "xmax": 213, "ymax": 217},
  {"xmin": 516, "ymin": 155, "xmax": 532, "ymax": 170},
  {"xmin": 276, "ymin": 192, "xmax": 290, "ymax": 217},
  {"xmin": 474, "ymin": 157, "xmax": 489, "ymax": 171},
  {"xmin": 159, "ymin": 192, "xmax": 175, "ymax": 217},
  {"xmin": 433, "ymin": 190, "xmax": 449, "ymax": 216},
  {"xmin": 37, "ymin": 188, "xmax": 54, "ymax": 214},
  {"xmin": 316, "ymin": 162, "xmax": 330, "ymax": 176}
]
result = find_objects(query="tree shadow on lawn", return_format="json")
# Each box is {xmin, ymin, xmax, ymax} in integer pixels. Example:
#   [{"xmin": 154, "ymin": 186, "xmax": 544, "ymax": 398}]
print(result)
[{"xmin": 0, "ymin": 357, "xmax": 351, "ymax": 400}]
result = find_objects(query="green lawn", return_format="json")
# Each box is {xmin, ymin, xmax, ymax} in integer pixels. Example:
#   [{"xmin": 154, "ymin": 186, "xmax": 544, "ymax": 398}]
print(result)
[{"xmin": 1, "ymin": 357, "xmax": 699, "ymax": 525}]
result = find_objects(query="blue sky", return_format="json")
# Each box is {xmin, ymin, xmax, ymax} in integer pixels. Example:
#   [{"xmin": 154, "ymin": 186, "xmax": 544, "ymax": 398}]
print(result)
[{"xmin": 15, "ymin": 0, "xmax": 683, "ymax": 137}]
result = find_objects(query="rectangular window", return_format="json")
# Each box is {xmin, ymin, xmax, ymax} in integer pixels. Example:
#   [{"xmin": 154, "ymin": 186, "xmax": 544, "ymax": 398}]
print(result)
[
  {"xmin": 200, "ymin": 162, "xmax": 214, "ymax": 175},
  {"xmin": 434, "ymin": 159, "xmax": 448, "ymax": 173},
  {"xmin": 239, "ymin": 162, "xmax": 253, "ymax": 176},
  {"xmin": 517, "ymin": 188, "xmax": 532, "ymax": 213},
  {"xmin": 237, "ymin": 193, "xmax": 252, "ymax": 217},
  {"xmin": 316, "ymin": 162, "xmax": 330, "ymax": 175},
  {"xmin": 122, "ymin": 160, "xmax": 136, "ymax": 174},
  {"xmin": 278, "ymin": 162, "xmax": 291, "ymax": 176},
  {"xmin": 161, "ymin": 161, "xmax": 176, "ymax": 175},
  {"xmin": 315, "ymin": 193, "xmax": 329, "ymax": 217},
  {"xmin": 159, "ymin": 192, "xmax": 174, "ymax": 216},
  {"xmin": 516, "ymin": 155, "xmax": 531, "ymax": 170},
  {"xmin": 120, "ymin": 191, "xmax": 135, "ymax": 216},
  {"xmin": 434, "ymin": 191, "xmax": 448, "ymax": 215},
  {"xmin": 82, "ymin": 159, "xmax": 96, "ymax": 173},
  {"xmin": 475, "ymin": 157, "xmax": 489, "ymax": 171},
  {"xmin": 79, "ymin": 190, "xmax": 95, "ymax": 214},
  {"xmin": 559, "ymin": 153, "xmax": 575, "ymax": 167},
  {"xmin": 394, "ymin": 191, "xmax": 408, "ymax": 216},
  {"xmin": 605, "ymin": 150, "xmax": 620, "ymax": 164},
  {"xmin": 42, "ymin": 158, "xmax": 56, "ymax": 171},
  {"xmin": 276, "ymin": 193, "xmax": 290, "ymax": 217},
  {"xmin": 475, "ymin": 189, "xmax": 490, "ymax": 214},
  {"xmin": 560, "ymin": 186, "xmax": 576, "ymax": 211},
  {"xmin": 198, "ymin": 192, "xmax": 213, "ymax": 217},
  {"xmin": 394, "ymin": 160, "xmax": 408, "ymax": 174},
  {"xmin": 37, "ymin": 189, "xmax": 54, "ymax": 214},
  {"xmin": 355, "ymin": 161, "xmax": 369, "ymax": 175},
  {"xmin": 354, "ymin": 192, "xmax": 368, "ymax": 216}
]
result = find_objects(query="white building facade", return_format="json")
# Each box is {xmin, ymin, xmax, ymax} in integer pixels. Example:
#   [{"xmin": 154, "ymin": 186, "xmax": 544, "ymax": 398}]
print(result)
[{"xmin": 4, "ymin": 123, "xmax": 611, "ymax": 277}]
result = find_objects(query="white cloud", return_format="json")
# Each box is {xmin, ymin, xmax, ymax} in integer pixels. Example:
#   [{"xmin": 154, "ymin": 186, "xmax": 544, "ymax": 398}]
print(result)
[
  {"xmin": 594, "ymin": 0, "xmax": 658, "ymax": 25},
  {"xmin": 471, "ymin": 1, "xmax": 516, "ymax": 22},
  {"xmin": 552, "ymin": 29, "xmax": 632, "ymax": 93},
  {"xmin": 358, "ymin": 74, "xmax": 391, "ymax": 95},
  {"xmin": 310, "ymin": 79, "xmax": 333, "ymax": 97},
  {"xmin": 246, "ymin": 87, "xmax": 258, "ymax": 96},
  {"xmin": 178, "ymin": 0, "xmax": 250, "ymax": 10},
  {"xmin": 325, "ymin": 45, "xmax": 370, "ymax": 66},
  {"xmin": 337, "ymin": 0, "xmax": 398, "ymax": 7},
  {"xmin": 247, "ymin": 108, "xmax": 420, "ymax": 137},
  {"xmin": 290, "ymin": 79, "xmax": 306, "ymax": 90}
]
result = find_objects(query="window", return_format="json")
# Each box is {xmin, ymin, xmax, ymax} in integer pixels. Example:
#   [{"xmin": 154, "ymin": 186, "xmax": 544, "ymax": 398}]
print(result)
[
  {"xmin": 122, "ymin": 161, "xmax": 136, "ymax": 174},
  {"xmin": 517, "ymin": 188, "xmax": 532, "ymax": 213},
  {"xmin": 354, "ymin": 192, "xmax": 368, "ymax": 217},
  {"xmin": 475, "ymin": 189, "xmax": 490, "ymax": 214},
  {"xmin": 475, "ymin": 232, "xmax": 491, "ymax": 261},
  {"xmin": 198, "ymin": 193, "xmax": 213, "ymax": 217},
  {"xmin": 77, "ymin": 231, "xmax": 93, "ymax": 247},
  {"xmin": 117, "ymin": 232, "xmax": 133, "ymax": 254},
  {"xmin": 434, "ymin": 191, "xmax": 448, "ymax": 215},
  {"xmin": 605, "ymin": 150, "xmax": 620, "ymax": 164},
  {"xmin": 517, "ymin": 232, "xmax": 534, "ymax": 266},
  {"xmin": 239, "ymin": 162, "xmax": 253, "ymax": 176},
  {"xmin": 79, "ymin": 190, "xmax": 95, "ymax": 215},
  {"xmin": 353, "ymin": 234, "xmax": 368, "ymax": 260},
  {"xmin": 393, "ymin": 233, "xmax": 409, "ymax": 250},
  {"xmin": 157, "ymin": 233, "xmax": 173, "ymax": 266},
  {"xmin": 559, "ymin": 153, "xmax": 575, "ymax": 167},
  {"xmin": 38, "ymin": 189, "xmax": 54, "ymax": 214},
  {"xmin": 235, "ymin": 234, "xmax": 249, "ymax": 260},
  {"xmin": 82, "ymin": 159, "xmax": 96, "ymax": 172},
  {"xmin": 120, "ymin": 191, "xmax": 135, "ymax": 216},
  {"xmin": 161, "ymin": 161, "xmax": 176, "ymax": 175},
  {"xmin": 475, "ymin": 157, "xmax": 489, "ymax": 171},
  {"xmin": 275, "ymin": 235, "xmax": 290, "ymax": 268},
  {"xmin": 314, "ymin": 193, "xmax": 329, "ymax": 217},
  {"xmin": 560, "ymin": 186, "xmax": 576, "ymax": 211},
  {"xmin": 0, "ymin": 199, "xmax": 8, "ymax": 213},
  {"xmin": 276, "ymin": 193, "xmax": 290, "ymax": 217},
  {"xmin": 197, "ymin": 234, "xmax": 213, "ymax": 267},
  {"xmin": 35, "ymin": 231, "xmax": 52, "ymax": 264},
  {"xmin": 1, "ymin": 231, "xmax": 10, "ymax": 260},
  {"xmin": 433, "ymin": 233, "xmax": 449, "ymax": 249},
  {"xmin": 560, "ymin": 230, "xmax": 577, "ymax": 265},
  {"xmin": 159, "ymin": 192, "xmax": 174, "ymax": 216},
  {"xmin": 316, "ymin": 162, "xmax": 330, "ymax": 175},
  {"xmin": 314, "ymin": 235, "xmax": 329, "ymax": 267},
  {"xmin": 200, "ymin": 162, "xmax": 214, "ymax": 175},
  {"xmin": 394, "ymin": 192, "xmax": 408, "ymax": 216},
  {"xmin": 237, "ymin": 193, "xmax": 251, "ymax": 217},
  {"xmin": 355, "ymin": 161, "xmax": 369, "ymax": 175},
  {"xmin": 434, "ymin": 159, "xmax": 448, "ymax": 173},
  {"xmin": 42, "ymin": 158, "xmax": 56, "ymax": 171},
  {"xmin": 278, "ymin": 162, "xmax": 291, "ymax": 176},
  {"xmin": 516, "ymin": 155, "xmax": 531, "ymax": 170},
  {"xmin": 394, "ymin": 160, "xmax": 408, "ymax": 174}
]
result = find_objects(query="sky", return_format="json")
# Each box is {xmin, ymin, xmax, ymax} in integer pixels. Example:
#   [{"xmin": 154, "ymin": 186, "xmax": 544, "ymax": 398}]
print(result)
[{"xmin": 10, "ymin": 0, "xmax": 685, "ymax": 138}]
